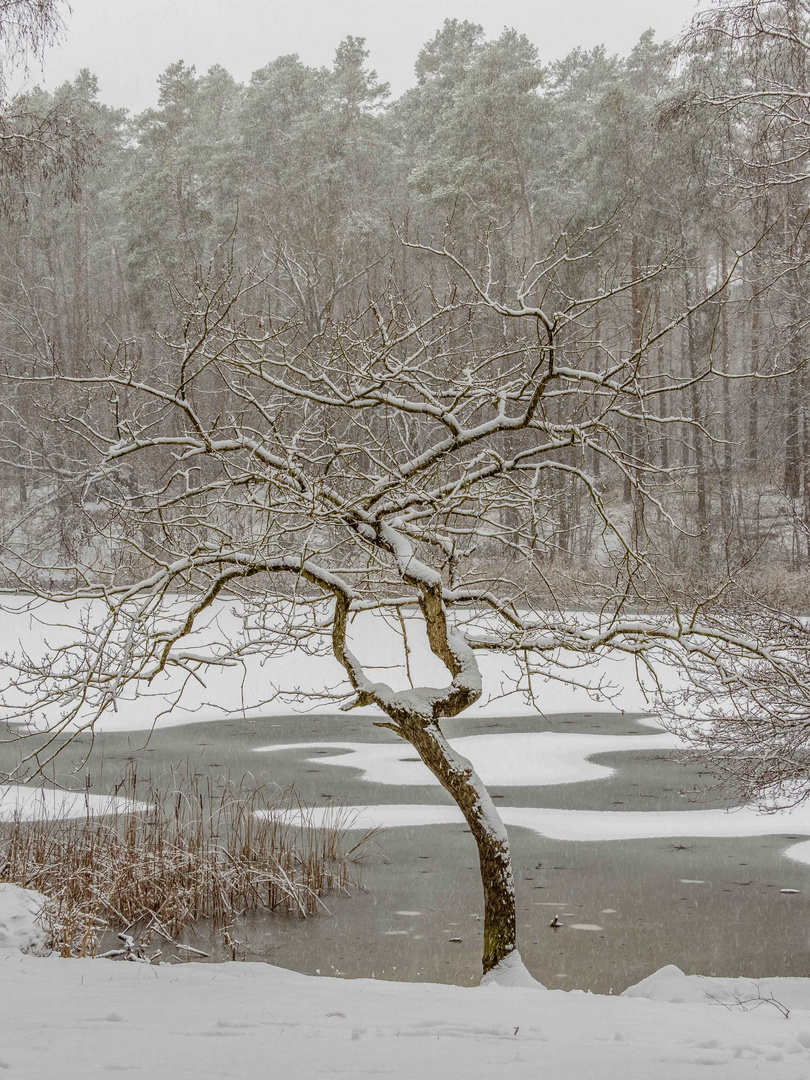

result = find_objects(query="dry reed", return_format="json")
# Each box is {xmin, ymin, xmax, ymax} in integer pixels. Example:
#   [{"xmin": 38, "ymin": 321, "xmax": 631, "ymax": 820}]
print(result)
[{"xmin": 0, "ymin": 765, "xmax": 377, "ymax": 958}]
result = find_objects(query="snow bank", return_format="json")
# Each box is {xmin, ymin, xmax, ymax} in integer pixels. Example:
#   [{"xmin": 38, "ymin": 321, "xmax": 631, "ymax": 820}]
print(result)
[
  {"xmin": 2, "ymin": 948, "xmax": 809, "ymax": 1078},
  {"xmin": 624, "ymin": 963, "xmax": 810, "ymax": 1015},
  {"xmin": 0, "ymin": 883, "xmax": 48, "ymax": 954}
]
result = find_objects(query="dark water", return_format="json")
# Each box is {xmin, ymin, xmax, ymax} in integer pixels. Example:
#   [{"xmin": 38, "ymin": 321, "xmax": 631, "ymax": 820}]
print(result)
[{"xmin": 2, "ymin": 710, "xmax": 809, "ymax": 993}]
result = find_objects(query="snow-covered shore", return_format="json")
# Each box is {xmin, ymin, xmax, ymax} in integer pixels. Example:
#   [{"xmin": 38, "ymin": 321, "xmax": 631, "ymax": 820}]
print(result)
[
  {"xmin": 3, "ymin": 602, "xmax": 810, "ymax": 1077},
  {"xmin": 1, "ymin": 880, "xmax": 808, "ymax": 1080},
  {"xmin": 0, "ymin": 599, "xmax": 666, "ymax": 731},
  {"xmin": 1, "ymin": 885, "xmax": 808, "ymax": 1079}
]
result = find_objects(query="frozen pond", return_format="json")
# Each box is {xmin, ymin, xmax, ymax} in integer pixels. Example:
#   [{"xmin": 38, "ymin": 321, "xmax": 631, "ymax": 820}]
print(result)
[{"xmin": 2, "ymin": 709, "xmax": 809, "ymax": 993}]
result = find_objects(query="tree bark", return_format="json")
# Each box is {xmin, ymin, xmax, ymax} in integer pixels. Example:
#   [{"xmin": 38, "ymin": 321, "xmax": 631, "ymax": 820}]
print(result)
[
  {"xmin": 719, "ymin": 249, "xmax": 733, "ymax": 540},
  {"xmin": 685, "ymin": 277, "xmax": 710, "ymax": 570},
  {"xmin": 785, "ymin": 390, "xmax": 802, "ymax": 501},
  {"xmin": 331, "ymin": 582, "xmax": 517, "ymax": 976},
  {"xmin": 749, "ymin": 289, "xmax": 760, "ymax": 470},
  {"xmin": 399, "ymin": 715, "xmax": 517, "ymax": 973}
]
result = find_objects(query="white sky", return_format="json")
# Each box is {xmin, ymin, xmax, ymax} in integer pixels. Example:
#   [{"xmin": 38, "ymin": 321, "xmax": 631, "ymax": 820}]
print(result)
[{"xmin": 28, "ymin": 0, "xmax": 701, "ymax": 114}]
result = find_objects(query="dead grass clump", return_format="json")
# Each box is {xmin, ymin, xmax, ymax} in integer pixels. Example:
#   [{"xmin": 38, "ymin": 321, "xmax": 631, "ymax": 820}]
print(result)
[{"xmin": 0, "ymin": 766, "xmax": 376, "ymax": 957}]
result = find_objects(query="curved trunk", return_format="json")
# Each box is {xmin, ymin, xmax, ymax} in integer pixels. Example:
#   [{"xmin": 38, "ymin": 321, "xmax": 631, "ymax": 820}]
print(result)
[
  {"xmin": 401, "ymin": 716, "xmax": 516, "ymax": 974},
  {"xmin": 330, "ymin": 586, "xmax": 514, "ymax": 974}
]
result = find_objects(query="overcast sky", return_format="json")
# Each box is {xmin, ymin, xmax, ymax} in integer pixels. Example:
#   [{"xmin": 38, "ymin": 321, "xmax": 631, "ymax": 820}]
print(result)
[{"xmin": 33, "ymin": 0, "xmax": 701, "ymax": 113}]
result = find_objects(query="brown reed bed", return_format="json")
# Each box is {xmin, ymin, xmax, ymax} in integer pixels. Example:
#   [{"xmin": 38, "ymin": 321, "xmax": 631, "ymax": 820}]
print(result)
[{"xmin": 0, "ymin": 765, "xmax": 378, "ymax": 958}]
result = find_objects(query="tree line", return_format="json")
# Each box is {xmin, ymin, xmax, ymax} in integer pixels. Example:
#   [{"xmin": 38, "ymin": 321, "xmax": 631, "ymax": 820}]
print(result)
[{"xmin": 0, "ymin": 11, "xmax": 808, "ymax": 602}]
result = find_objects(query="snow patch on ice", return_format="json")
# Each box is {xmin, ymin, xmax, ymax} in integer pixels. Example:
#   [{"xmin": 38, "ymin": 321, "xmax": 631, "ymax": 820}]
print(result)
[
  {"xmin": 256, "ymin": 730, "xmax": 683, "ymax": 788},
  {"xmin": 288, "ymin": 802, "xmax": 810, "ymax": 850},
  {"xmin": 0, "ymin": 785, "xmax": 142, "ymax": 822},
  {"xmin": 785, "ymin": 840, "xmax": 810, "ymax": 868}
]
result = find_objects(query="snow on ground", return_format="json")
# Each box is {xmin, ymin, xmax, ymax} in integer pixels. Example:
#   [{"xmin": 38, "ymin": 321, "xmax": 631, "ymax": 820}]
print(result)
[
  {"xmin": 2, "ymin": 600, "xmax": 810, "ymax": 1077},
  {"xmin": 624, "ymin": 964, "xmax": 810, "ymax": 1012},
  {"xmin": 0, "ymin": 599, "xmax": 669, "ymax": 732},
  {"xmin": 256, "ymin": 730, "xmax": 683, "ymax": 786},
  {"xmin": 0, "ymin": 884, "xmax": 48, "ymax": 953},
  {"xmin": 1, "ymin": 925, "xmax": 809, "ymax": 1078}
]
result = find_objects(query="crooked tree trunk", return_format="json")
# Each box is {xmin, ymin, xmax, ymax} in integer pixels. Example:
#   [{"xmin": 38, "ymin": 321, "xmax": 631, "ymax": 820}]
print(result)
[
  {"xmin": 399, "ymin": 714, "xmax": 516, "ymax": 973},
  {"xmin": 331, "ymin": 583, "xmax": 516, "ymax": 975}
]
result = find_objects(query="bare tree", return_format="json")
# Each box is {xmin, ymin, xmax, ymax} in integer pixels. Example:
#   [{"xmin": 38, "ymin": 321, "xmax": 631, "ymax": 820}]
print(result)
[
  {"xmin": 0, "ymin": 222, "xmax": 791, "ymax": 979},
  {"xmin": 0, "ymin": 2, "xmax": 96, "ymax": 212},
  {"xmin": 660, "ymin": 605, "xmax": 810, "ymax": 808},
  {"xmin": 679, "ymin": 0, "xmax": 810, "ymax": 188},
  {"xmin": 0, "ymin": 0, "xmax": 64, "ymax": 94}
]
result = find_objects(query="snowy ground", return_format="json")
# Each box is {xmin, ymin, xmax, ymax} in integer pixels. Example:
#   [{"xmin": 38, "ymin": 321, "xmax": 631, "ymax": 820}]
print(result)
[
  {"xmin": 2, "ymin": 885, "xmax": 809, "ymax": 1080},
  {"xmin": 0, "ymin": 598, "xmax": 666, "ymax": 731},
  {"xmin": 4, "ymin": 603, "xmax": 810, "ymax": 1075}
]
